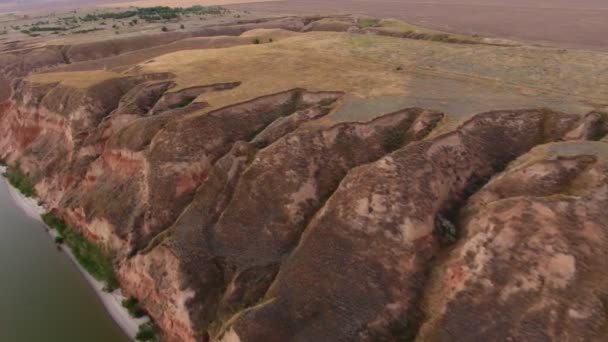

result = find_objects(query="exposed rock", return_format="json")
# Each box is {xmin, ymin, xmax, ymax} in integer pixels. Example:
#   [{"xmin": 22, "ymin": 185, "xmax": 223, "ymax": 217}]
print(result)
[
  {"xmin": 418, "ymin": 141, "xmax": 608, "ymax": 341},
  {"xmin": 119, "ymin": 108, "xmax": 444, "ymax": 341},
  {"xmin": 220, "ymin": 109, "xmax": 583, "ymax": 342}
]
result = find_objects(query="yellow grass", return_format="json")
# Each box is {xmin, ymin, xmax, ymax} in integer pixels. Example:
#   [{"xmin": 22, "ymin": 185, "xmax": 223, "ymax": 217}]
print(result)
[
  {"xmin": 137, "ymin": 31, "xmax": 409, "ymax": 110},
  {"xmin": 25, "ymin": 29, "xmax": 608, "ymax": 123},
  {"xmin": 26, "ymin": 70, "xmax": 123, "ymax": 88}
]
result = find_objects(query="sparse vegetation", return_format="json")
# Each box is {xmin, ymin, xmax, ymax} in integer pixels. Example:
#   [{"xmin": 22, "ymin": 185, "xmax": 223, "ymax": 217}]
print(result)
[
  {"xmin": 122, "ymin": 297, "xmax": 147, "ymax": 318},
  {"xmin": 80, "ymin": 6, "xmax": 227, "ymax": 23},
  {"xmin": 29, "ymin": 25, "xmax": 67, "ymax": 32},
  {"xmin": 382, "ymin": 121, "xmax": 410, "ymax": 152},
  {"xmin": 358, "ymin": 17, "xmax": 380, "ymax": 28},
  {"xmin": 3, "ymin": 163, "xmax": 36, "ymax": 198},
  {"xmin": 252, "ymin": 37, "xmax": 261, "ymax": 44},
  {"xmin": 42, "ymin": 213, "xmax": 117, "ymax": 290},
  {"xmin": 72, "ymin": 27, "xmax": 103, "ymax": 34}
]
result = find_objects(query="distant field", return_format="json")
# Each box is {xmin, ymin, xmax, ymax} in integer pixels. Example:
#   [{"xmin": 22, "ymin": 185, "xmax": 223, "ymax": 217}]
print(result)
[
  {"xmin": 26, "ymin": 28, "xmax": 608, "ymax": 127},
  {"xmin": 100, "ymin": 0, "xmax": 275, "ymax": 7},
  {"xmin": 0, "ymin": 0, "xmax": 274, "ymax": 13},
  {"xmin": 230, "ymin": 0, "xmax": 608, "ymax": 51}
]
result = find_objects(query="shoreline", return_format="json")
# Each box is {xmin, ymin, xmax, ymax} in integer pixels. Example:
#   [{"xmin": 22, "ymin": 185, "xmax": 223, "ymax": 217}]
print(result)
[{"xmin": 1, "ymin": 171, "xmax": 146, "ymax": 341}]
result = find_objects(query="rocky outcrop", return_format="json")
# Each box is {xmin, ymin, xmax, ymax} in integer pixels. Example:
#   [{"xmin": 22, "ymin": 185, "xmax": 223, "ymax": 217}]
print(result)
[
  {"xmin": 217, "ymin": 110, "xmax": 602, "ymax": 342},
  {"xmin": 418, "ymin": 141, "xmax": 608, "ymax": 341},
  {"xmin": 118, "ymin": 108, "xmax": 444, "ymax": 341}
]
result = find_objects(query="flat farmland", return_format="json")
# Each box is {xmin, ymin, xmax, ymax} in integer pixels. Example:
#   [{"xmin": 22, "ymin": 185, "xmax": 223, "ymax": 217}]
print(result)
[{"xmin": 230, "ymin": 0, "xmax": 608, "ymax": 51}]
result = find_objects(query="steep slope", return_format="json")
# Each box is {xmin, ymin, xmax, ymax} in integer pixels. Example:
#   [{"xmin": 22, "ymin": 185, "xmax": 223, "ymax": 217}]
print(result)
[
  {"xmin": 218, "ymin": 110, "xmax": 604, "ymax": 342},
  {"xmin": 119, "ymin": 108, "xmax": 444, "ymax": 341},
  {"xmin": 418, "ymin": 141, "xmax": 608, "ymax": 341}
]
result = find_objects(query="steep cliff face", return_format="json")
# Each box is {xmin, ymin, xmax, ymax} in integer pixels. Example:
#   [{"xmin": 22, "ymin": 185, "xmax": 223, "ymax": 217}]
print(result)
[
  {"xmin": 417, "ymin": 142, "xmax": 608, "ymax": 341},
  {"xmin": 218, "ymin": 110, "xmax": 596, "ymax": 342},
  {"xmin": 118, "ymin": 108, "xmax": 444, "ymax": 341}
]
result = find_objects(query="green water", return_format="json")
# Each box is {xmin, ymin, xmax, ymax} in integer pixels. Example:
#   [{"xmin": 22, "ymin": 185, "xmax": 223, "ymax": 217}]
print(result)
[{"xmin": 0, "ymin": 179, "xmax": 130, "ymax": 342}]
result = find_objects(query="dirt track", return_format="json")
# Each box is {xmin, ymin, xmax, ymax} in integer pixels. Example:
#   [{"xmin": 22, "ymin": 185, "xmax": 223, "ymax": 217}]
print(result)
[{"xmin": 230, "ymin": 0, "xmax": 608, "ymax": 51}]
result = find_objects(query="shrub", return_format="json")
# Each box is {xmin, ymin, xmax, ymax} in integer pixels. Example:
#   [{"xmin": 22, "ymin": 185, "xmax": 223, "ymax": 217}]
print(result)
[
  {"xmin": 180, "ymin": 24, "xmax": 185, "ymax": 29},
  {"xmin": 3, "ymin": 163, "xmax": 36, "ymax": 197},
  {"xmin": 252, "ymin": 37, "xmax": 261, "ymax": 44},
  {"xmin": 434, "ymin": 214, "xmax": 457, "ymax": 244},
  {"xmin": 122, "ymin": 297, "xmax": 147, "ymax": 318},
  {"xmin": 161, "ymin": 26, "xmax": 168, "ymax": 32},
  {"xmin": 136, "ymin": 322, "xmax": 160, "ymax": 341},
  {"xmin": 42, "ymin": 213, "xmax": 117, "ymax": 290},
  {"xmin": 54, "ymin": 236, "xmax": 65, "ymax": 244}
]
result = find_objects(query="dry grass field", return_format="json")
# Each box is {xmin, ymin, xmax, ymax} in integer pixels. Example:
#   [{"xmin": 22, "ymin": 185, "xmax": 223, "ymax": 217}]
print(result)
[
  {"xmin": 26, "ymin": 27, "xmax": 608, "ymax": 128},
  {"xmin": 231, "ymin": 0, "xmax": 608, "ymax": 51}
]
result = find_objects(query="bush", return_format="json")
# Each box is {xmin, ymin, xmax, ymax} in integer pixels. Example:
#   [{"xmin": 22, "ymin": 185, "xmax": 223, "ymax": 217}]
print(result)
[
  {"xmin": 252, "ymin": 37, "xmax": 261, "ymax": 44},
  {"xmin": 42, "ymin": 213, "xmax": 117, "ymax": 290},
  {"xmin": 3, "ymin": 163, "xmax": 36, "ymax": 197},
  {"xmin": 54, "ymin": 236, "xmax": 65, "ymax": 244},
  {"xmin": 136, "ymin": 322, "xmax": 160, "ymax": 341},
  {"xmin": 122, "ymin": 297, "xmax": 147, "ymax": 318},
  {"xmin": 434, "ymin": 214, "xmax": 457, "ymax": 243},
  {"xmin": 161, "ymin": 26, "xmax": 168, "ymax": 32}
]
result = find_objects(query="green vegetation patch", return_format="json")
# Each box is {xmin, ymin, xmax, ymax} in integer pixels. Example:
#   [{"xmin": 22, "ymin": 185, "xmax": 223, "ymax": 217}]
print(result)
[
  {"xmin": 358, "ymin": 17, "xmax": 380, "ymax": 28},
  {"xmin": 82, "ymin": 6, "xmax": 227, "ymax": 23},
  {"xmin": 29, "ymin": 26, "xmax": 68, "ymax": 32},
  {"xmin": 3, "ymin": 163, "xmax": 36, "ymax": 197},
  {"xmin": 72, "ymin": 27, "xmax": 103, "ymax": 34},
  {"xmin": 122, "ymin": 297, "xmax": 147, "ymax": 318},
  {"xmin": 42, "ymin": 213, "xmax": 117, "ymax": 290},
  {"xmin": 136, "ymin": 321, "xmax": 160, "ymax": 341}
]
